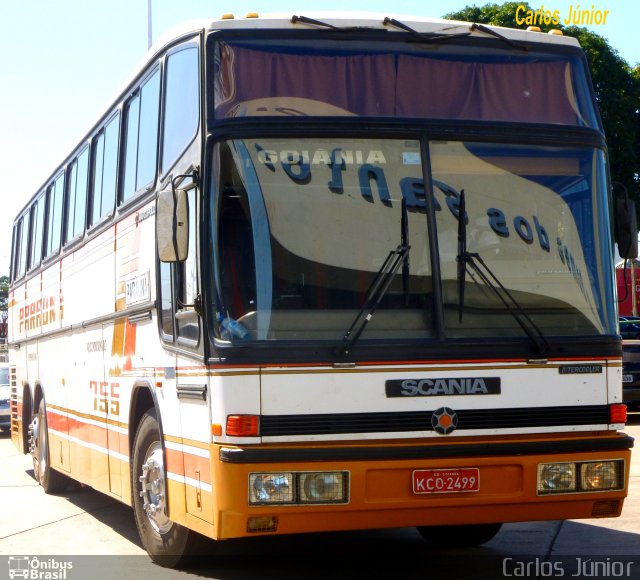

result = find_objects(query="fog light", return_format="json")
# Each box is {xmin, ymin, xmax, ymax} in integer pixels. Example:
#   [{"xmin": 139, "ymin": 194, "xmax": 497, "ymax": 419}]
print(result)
[
  {"xmin": 537, "ymin": 463, "xmax": 576, "ymax": 494},
  {"xmin": 247, "ymin": 516, "xmax": 278, "ymax": 532},
  {"xmin": 300, "ymin": 472, "xmax": 346, "ymax": 503},
  {"xmin": 249, "ymin": 473, "xmax": 293, "ymax": 505},
  {"xmin": 581, "ymin": 462, "xmax": 619, "ymax": 491}
]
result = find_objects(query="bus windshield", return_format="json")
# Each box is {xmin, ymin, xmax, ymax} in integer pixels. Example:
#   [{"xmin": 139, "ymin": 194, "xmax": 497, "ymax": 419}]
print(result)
[{"xmin": 213, "ymin": 137, "xmax": 616, "ymax": 343}]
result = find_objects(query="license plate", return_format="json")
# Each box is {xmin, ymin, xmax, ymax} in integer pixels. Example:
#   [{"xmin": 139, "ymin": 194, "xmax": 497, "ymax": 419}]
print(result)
[
  {"xmin": 413, "ymin": 468, "xmax": 480, "ymax": 494},
  {"xmin": 623, "ymin": 374, "xmax": 633, "ymax": 383}
]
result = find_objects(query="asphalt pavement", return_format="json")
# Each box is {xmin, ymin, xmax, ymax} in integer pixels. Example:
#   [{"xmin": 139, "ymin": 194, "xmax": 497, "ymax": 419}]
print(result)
[{"xmin": 0, "ymin": 416, "xmax": 638, "ymax": 580}]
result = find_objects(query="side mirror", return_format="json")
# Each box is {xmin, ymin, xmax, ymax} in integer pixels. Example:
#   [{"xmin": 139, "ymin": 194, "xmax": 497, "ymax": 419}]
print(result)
[
  {"xmin": 616, "ymin": 199, "xmax": 638, "ymax": 260},
  {"xmin": 156, "ymin": 188, "xmax": 189, "ymax": 262}
]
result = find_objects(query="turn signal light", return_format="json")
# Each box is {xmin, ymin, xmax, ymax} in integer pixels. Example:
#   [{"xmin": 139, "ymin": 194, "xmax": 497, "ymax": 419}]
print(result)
[
  {"xmin": 226, "ymin": 414, "xmax": 260, "ymax": 437},
  {"xmin": 609, "ymin": 404, "xmax": 627, "ymax": 424}
]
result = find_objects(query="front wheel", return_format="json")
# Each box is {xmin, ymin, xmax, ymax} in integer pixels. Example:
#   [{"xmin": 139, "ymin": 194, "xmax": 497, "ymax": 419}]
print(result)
[
  {"xmin": 131, "ymin": 408, "xmax": 210, "ymax": 567},
  {"xmin": 29, "ymin": 398, "xmax": 70, "ymax": 493},
  {"xmin": 417, "ymin": 523, "xmax": 503, "ymax": 547}
]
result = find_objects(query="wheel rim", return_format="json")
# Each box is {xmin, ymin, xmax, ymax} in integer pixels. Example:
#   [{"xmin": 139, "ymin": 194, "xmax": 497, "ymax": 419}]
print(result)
[
  {"xmin": 37, "ymin": 409, "xmax": 49, "ymax": 484},
  {"xmin": 139, "ymin": 441, "xmax": 171, "ymax": 534},
  {"xmin": 29, "ymin": 414, "xmax": 41, "ymax": 481},
  {"xmin": 28, "ymin": 405, "xmax": 48, "ymax": 485}
]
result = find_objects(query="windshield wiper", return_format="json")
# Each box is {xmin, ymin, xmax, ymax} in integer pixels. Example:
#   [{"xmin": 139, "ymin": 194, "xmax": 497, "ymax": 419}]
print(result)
[
  {"xmin": 383, "ymin": 17, "xmax": 471, "ymax": 42},
  {"xmin": 291, "ymin": 15, "xmax": 346, "ymax": 30},
  {"xmin": 456, "ymin": 189, "xmax": 549, "ymax": 354},
  {"xmin": 336, "ymin": 197, "xmax": 412, "ymax": 357},
  {"xmin": 470, "ymin": 23, "xmax": 529, "ymax": 52},
  {"xmin": 336, "ymin": 243, "xmax": 410, "ymax": 357}
]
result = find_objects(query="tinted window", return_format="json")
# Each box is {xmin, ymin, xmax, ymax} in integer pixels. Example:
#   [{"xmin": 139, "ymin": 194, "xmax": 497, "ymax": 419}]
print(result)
[
  {"xmin": 122, "ymin": 69, "xmax": 160, "ymax": 202},
  {"xmin": 16, "ymin": 216, "xmax": 29, "ymax": 279},
  {"xmin": 30, "ymin": 194, "xmax": 46, "ymax": 267},
  {"xmin": 45, "ymin": 173, "xmax": 64, "ymax": 257},
  {"xmin": 66, "ymin": 147, "xmax": 89, "ymax": 241},
  {"xmin": 159, "ymin": 261, "xmax": 174, "ymax": 338},
  {"xmin": 91, "ymin": 113, "xmax": 120, "ymax": 225},
  {"xmin": 162, "ymin": 46, "xmax": 199, "ymax": 171}
]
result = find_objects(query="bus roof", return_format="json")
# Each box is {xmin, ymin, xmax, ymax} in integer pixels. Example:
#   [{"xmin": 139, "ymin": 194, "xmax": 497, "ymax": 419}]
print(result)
[
  {"xmin": 13, "ymin": 12, "xmax": 581, "ymax": 223},
  {"xmin": 202, "ymin": 11, "xmax": 579, "ymax": 47},
  {"xmin": 148, "ymin": 12, "xmax": 580, "ymax": 52}
]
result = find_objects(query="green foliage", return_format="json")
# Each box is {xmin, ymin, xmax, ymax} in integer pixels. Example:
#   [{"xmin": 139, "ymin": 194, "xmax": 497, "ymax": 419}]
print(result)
[{"xmin": 444, "ymin": 3, "xmax": 640, "ymax": 207}]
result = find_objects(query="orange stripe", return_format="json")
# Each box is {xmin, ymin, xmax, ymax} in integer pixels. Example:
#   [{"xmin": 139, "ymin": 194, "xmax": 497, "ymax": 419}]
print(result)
[{"xmin": 165, "ymin": 446, "xmax": 212, "ymax": 484}]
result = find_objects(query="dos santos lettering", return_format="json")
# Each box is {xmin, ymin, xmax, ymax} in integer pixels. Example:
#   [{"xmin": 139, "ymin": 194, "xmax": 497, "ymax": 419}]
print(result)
[{"xmin": 256, "ymin": 145, "xmax": 561, "ymax": 255}]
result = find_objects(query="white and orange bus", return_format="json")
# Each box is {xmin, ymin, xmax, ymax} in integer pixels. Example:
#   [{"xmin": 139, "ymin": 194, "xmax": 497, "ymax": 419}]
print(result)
[{"xmin": 8, "ymin": 13, "xmax": 634, "ymax": 567}]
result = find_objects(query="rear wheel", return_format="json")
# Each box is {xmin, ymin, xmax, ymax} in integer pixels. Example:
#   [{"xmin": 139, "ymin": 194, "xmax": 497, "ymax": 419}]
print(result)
[
  {"xmin": 131, "ymin": 408, "xmax": 210, "ymax": 567},
  {"xmin": 29, "ymin": 398, "xmax": 70, "ymax": 493},
  {"xmin": 417, "ymin": 523, "xmax": 503, "ymax": 547}
]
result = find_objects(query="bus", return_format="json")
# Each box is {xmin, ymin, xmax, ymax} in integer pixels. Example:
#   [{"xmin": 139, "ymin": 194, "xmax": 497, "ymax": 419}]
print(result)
[{"xmin": 8, "ymin": 12, "xmax": 634, "ymax": 567}]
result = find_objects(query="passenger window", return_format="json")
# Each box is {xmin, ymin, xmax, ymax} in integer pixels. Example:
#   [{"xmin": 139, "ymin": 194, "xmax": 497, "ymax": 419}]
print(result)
[
  {"xmin": 176, "ymin": 188, "xmax": 200, "ymax": 343},
  {"xmin": 91, "ymin": 113, "xmax": 120, "ymax": 226},
  {"xmin": 66, "ymin": 147, "xmax": 89, "ymax": 241},
  {"xmin": 16, "ymin": 215, "xmax": 29, "ymax": 279},
  {"xmin": 122, "ymin": 69, "xmax": 160, "ymax": 202},
  {"xmin": 159, "ymin": 261, "xmax": 174, "ymax": 339},
  {"xmin": 45, "ymin": 173, "xmax": 64, "ymax": 257},
  {"xmin": 29, "ymin": 194, "xmax": 46, "ymax": 267},
  {"xmin": 162, "ymin": 46, "xmax": 199, "ymax": 172}
]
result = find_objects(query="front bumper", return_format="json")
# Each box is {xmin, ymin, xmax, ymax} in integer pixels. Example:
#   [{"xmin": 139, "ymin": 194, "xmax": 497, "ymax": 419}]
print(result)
[{"xmin": 211, "ymin": 433, "xmax": 633, "ymax": 540}]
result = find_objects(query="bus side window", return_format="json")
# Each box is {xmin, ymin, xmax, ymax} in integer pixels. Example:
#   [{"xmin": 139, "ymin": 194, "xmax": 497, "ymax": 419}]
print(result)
[
  {"xmin": 66, "ymin": 147, "xmax": 89, "ymax": 242},
  {"xmin": 162, "ymin": 45, "xmax": 199, "ymax": 173},
  {"xmin": 159, "ymin": 261, "xmax": 174, "ymax": 340},
  {"xmin": 91, "ymin": 113, "xmax": 120, "ymax": 227},
  {"xmin": 29, "ymin": 194, "xmax": 46, "ymax": 269},
  {"xmin": 122, "ymin": 69, "xmax": 160, "ymax": 203},
  {"xmin": 217, "ymin": 144, "xmax": 257, "ymax": 325},
  {"xmin": 15, "ymin": 214, "xmax": 30, "ymax": 280},
  {"xmin": 175, "ymin": 188, "xmax": 199, "ymax": 343},
  {"xmin": 45, "ymin": 173, "xmax": 64, "ymax": 258}
]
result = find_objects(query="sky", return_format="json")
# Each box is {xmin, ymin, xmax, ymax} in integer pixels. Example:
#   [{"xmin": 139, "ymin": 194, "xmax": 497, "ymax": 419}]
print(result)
[{"xmin": 0, "ymin": 0, "xmax": 638, "ymax": 275}]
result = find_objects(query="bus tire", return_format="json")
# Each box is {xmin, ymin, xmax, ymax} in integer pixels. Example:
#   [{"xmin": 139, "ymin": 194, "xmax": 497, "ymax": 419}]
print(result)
[
  {"xmin": 131, "ymin": 408, "xmax": 209, "ymax": 567},
  {"xmin": 416, "ymin": 523, "xmax": 503, "ymax": 547},
  {"xmin": 29, "ymin": 398, "xmax": 70, "ymax": 493}
]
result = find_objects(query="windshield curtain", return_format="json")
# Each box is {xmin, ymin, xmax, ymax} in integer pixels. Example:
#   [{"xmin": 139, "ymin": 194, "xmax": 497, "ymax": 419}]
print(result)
[
  {"xmin": 211, "ymin": 138, "xmax": 616, "ymax": 343},
  {"xmin": 213, "ymin": 39, "xmax": 598, "ymax": 128}
]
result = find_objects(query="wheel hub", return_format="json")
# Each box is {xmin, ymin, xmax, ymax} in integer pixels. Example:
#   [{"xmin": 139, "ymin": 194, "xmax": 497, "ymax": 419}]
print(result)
[{"xmin": 139, "ymin": 444, "xmax": 171, "ymax": 534}]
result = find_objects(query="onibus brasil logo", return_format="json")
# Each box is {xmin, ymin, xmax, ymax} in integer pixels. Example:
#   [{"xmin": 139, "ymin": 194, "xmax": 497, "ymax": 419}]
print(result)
[{"xmin": 7, "ymin": 557, "xmax": 73, "ymax": 580}]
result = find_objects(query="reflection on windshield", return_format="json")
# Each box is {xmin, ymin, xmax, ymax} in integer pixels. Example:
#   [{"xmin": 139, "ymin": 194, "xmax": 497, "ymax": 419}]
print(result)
[
  {"xmin": 215, "ymin": 138, "xmax": 433, "ymax": 341},
  {"xmin": 432, "ymin": 141, "xmax": 614, "ymax": 337},
  {"xmin": 213, "ymin": 138, "xmax": 615, "ymax": 342}
]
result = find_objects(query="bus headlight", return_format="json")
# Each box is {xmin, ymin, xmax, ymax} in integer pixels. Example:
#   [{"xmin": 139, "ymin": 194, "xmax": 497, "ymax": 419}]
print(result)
[
  {"xmin": 537, "ymin": 463, "xmax": 576, "ymax": 494},
  {"xmin": 250, "ymin": 473, "xmax": 293, "ymax": 504},
  {"xmin": 300, "ymin": 472, "xmax": 346, "ymax": 503},
  {"xmin": 249, "ymin": 471, "xmax": 349, "ymax": 505},
  {"xmin": 581, "ymin": 462, "xmax": 619, "ymax": 491},
  {"xmin": 537, "ymin": 461, "xmax": 624, "ymax": 495}
]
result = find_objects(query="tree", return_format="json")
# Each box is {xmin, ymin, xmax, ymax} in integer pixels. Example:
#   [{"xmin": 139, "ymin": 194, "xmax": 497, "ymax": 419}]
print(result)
[{"xmin": 444, "ymin": 3, "xmax": 640, "ymax": 209}]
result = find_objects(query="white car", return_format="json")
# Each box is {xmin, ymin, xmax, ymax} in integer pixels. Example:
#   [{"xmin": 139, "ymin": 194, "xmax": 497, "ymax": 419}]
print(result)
[{"xmin": 0, "ymin": 362, "xmax": 10, "ymax": 431}]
